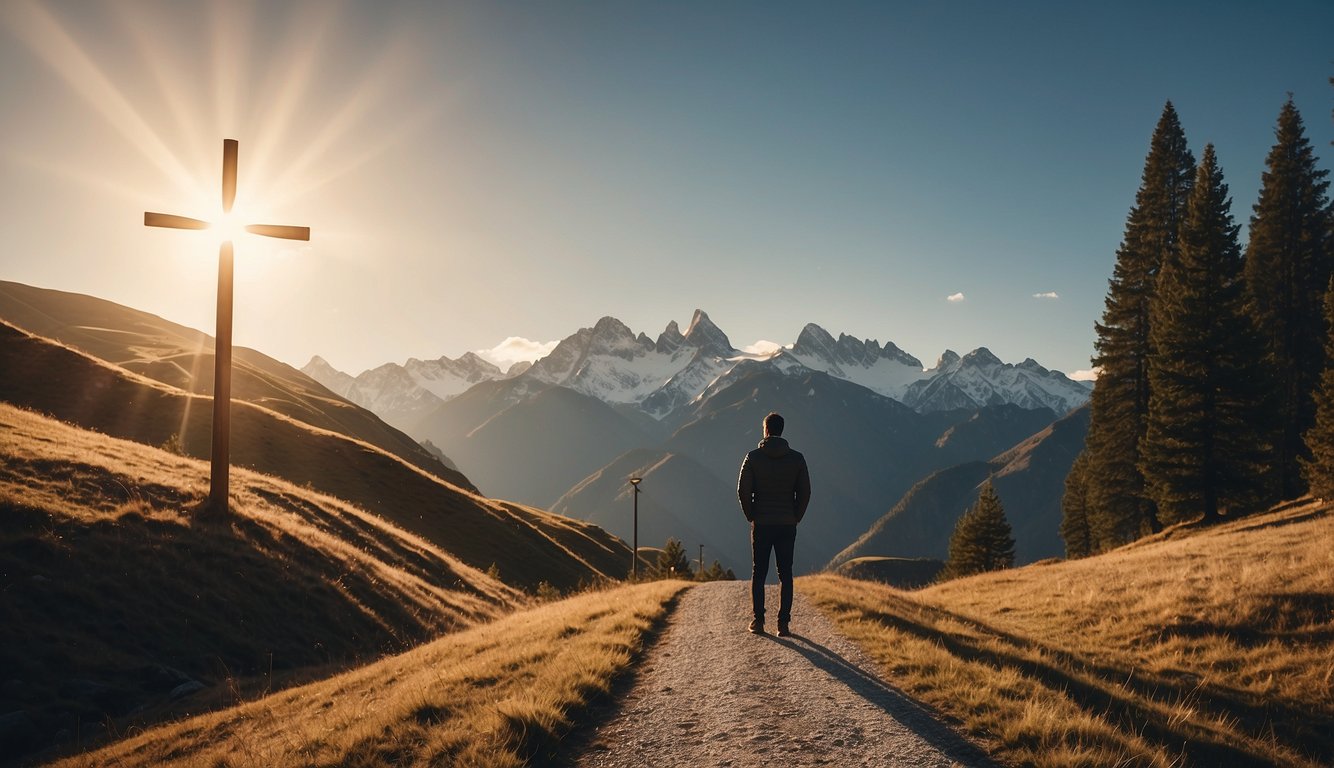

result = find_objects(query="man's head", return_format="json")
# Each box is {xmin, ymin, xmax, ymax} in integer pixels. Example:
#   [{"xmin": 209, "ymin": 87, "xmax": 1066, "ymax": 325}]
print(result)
[{"xmin": 763, "ymin": 412, "xmax": 785, "ymax": 438}]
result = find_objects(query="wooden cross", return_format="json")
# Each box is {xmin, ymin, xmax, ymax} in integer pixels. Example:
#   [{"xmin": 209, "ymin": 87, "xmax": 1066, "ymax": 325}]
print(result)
[{"xmin": 145, "ymin": 139, "xmax": 309, "ymax": 513}]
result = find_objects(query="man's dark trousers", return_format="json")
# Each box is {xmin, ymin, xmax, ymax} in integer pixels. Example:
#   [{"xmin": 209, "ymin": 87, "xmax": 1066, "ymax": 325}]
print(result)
[{"xmin": 751, "ymin": 523, "xmax": 796, "ymax": 623}]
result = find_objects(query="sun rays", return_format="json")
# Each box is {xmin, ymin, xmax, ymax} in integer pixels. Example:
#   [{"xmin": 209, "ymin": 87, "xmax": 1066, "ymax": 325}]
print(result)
[{"xmin": 1, "ymin": 0, "xmax": 440, "ymax": 258}]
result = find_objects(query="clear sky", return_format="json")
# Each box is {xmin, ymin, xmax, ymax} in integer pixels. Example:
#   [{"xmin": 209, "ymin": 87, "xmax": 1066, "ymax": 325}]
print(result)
[{"xmin": 1, "ymin": 1, "xmax": 1331, "ymax": 377}]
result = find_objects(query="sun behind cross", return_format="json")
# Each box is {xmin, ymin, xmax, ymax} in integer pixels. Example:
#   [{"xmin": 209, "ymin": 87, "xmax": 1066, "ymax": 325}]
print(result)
[{"xmin": 144, "ymin": 139, "xmax": 310, "ymax": 513}]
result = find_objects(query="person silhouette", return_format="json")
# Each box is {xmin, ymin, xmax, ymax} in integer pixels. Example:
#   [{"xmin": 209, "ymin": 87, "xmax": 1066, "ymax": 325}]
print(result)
[{"xmin": 736, "ymin": 412, "xmax": 811, "ymax": 636}]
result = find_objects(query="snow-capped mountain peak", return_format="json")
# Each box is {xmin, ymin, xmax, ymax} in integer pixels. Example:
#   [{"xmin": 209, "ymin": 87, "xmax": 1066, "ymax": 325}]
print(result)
[
  {"xmin": 305, "ymin": 312, "xmax": 1092, "ymax": 429},
  {"xmin": 904, "ymin": 346, "xmax": 1090, "ymax": 414},
  {"xmin": 783, "ymin": 324, "xmax": 929, "ymax": 401},
  {"xmin": 682, "ymin": 309, "xmax": 734, "ymax": 355},
  {"xmin": 656, "ymin": 320, "xmax": 686, "ymax": 354}
]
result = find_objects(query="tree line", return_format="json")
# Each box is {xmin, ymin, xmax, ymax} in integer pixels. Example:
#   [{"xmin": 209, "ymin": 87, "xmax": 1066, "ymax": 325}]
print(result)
[{"xmin": 1061, "ymin": 94, "xmax": 1333, "ymax": 558}]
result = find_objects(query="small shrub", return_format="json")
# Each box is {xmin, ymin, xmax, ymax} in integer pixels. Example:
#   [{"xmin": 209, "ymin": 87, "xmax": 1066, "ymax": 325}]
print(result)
[{"xmin": 159, "ymin": 433, "xmax": 185, "ymax": 455}]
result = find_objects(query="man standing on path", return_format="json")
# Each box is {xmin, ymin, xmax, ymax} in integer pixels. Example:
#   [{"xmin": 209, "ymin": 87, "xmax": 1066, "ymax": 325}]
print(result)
[{"xmin": 737, "ymin": 412, "xmax": 811, "ymax": 636}]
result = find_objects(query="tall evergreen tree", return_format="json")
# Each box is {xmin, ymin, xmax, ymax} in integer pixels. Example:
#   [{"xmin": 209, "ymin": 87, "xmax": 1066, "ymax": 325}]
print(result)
[
  {"xmin": 1060, "ymin": 450, "xmax": 1093, "ymax": 558},
  {"xmin": 941, "ymin": 480, "xmax": 1015, "ymax": 580},
  {"xmin": 1141, "ymin": 145, "xmax": 1273, "ymax": 522},
  {"xmin": 1084, "ymin": 102, "xmax": 1195, "ymax": 544},
  {"xmin": 1301, "ymin": 278, "xmax": 1334, "ymax": 499},
  {"xmin": 1243, "ymin": 98, "xmax": 1332, "ymax": 500}
]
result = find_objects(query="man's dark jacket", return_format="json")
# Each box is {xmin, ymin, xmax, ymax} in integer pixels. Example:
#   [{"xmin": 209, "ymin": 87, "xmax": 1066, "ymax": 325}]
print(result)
[{"xmin": 737, "ymin": 436, "xmax": 812, "ymax": 526}]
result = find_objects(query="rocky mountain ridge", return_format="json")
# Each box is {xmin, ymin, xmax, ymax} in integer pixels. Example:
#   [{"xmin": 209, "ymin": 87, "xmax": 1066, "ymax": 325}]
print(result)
[{"xmin": 303, "ymin": 310, "xmax": 1091, "ymax": 431}]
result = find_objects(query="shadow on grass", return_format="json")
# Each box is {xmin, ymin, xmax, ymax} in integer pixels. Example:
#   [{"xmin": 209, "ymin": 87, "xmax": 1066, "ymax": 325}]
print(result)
[
  {"xmin": 858, "ymin": 593, "xmax": 1333, "ymax": 767},
  {"xmin": 765, "ymin": 632, "xmax": 1001, "ymax": 767}
]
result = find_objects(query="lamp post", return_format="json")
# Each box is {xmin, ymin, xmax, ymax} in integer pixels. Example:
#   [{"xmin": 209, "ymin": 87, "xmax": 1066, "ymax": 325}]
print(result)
[
  {"xmin": 629, "ymin": 477, "xmax": 642, "ymax": 580},
  {"xmin": 699, "ymin": 544, "xmax": 704, "ymax": 577}
]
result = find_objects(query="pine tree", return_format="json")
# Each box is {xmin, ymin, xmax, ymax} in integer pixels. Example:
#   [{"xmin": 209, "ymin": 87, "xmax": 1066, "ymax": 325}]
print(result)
[
  {"xmin": 698, "ymin": 560, "xmax": 734, "ymax": 582},
  {"xmin": 1060, "ymin": 450, "xmax": 1093, "ymax": 558},
  {"xmin": 655, "ymin": 538, "xmax": 693, "ymax": 580},
  {"xmin": 1141, "ymin": 145, "xmax": 1274, "ymax": 522},
  {"xmin": 1243, "ymin": 98, "xmax": 1332, "ymax": 500},
  {"xmin": 941, "ymin": 480, "xmax": 1015, "ymax": 580},
  {"xmin": 1085, "ymin": 102, "xmax": 1195, "ymax": 545},
  {"xmin": 1301, "ymin": 278, "xmax": 1334, "ymax": 498}
]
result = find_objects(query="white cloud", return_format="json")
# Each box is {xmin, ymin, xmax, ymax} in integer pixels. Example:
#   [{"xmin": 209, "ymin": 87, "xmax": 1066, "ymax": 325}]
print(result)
[
  {"xmin": 474, "ymin": 336, "xmax": 558, "ymax": 367},
  {"xmin": 1033, "ymin": 291, "xmax": 1060, "ymax": 300},
  {"xmin": 1068, "ymin": 367, "xmax": 1100, "ymax": 382},
  {"xmin": 946, "ymin": 292, "xmax": 966, "ymax": 303},
  {"xmin": 741, "ymin": 340, "xmax": 783, "ymax": 356}
]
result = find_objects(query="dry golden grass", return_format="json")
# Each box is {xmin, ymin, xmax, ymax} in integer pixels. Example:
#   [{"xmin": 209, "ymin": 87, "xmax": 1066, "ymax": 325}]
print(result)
[
  {"xmin": 1, "ymin": 402, "xmax": 527, "ymax": 760},
  {"xmin": 802, "ymin": 500, "xmax": 1334, "ymax": 767},
  {"xmin": 49, "ymin": 580, "xmax": 687, "ymax": 768}
]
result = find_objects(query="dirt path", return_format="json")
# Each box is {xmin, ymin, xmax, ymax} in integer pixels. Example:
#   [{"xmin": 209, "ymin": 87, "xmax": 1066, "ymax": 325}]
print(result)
[{"xmin": 571, "ymin": 581, "xmax": 994, "ymax": 767}]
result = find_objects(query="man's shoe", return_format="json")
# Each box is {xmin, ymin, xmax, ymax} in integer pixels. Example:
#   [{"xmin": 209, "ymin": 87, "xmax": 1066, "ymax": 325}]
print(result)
[
  {"xmin": 748, "ymin": 618, "xmax": 764, "ymax": 634},
  {"xmin": 776, "ymin": 622, "xmax": 791, "ymax": 637}
]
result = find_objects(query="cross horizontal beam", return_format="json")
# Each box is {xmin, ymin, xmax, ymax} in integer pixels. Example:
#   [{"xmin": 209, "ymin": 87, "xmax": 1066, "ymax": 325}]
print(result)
[
  {"xmin": 246, "ymin": 224, "xmax": 309, "ymax": 241},
  {"xmin": 145, "ymin": 212, "xmax": 209, "ymax": 230}
]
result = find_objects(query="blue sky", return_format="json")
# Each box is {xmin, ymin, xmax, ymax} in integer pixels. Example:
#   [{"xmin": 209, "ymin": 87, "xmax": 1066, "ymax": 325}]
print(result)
[{"xmin": 1, "ymin": 1, "xmax": 1330, "ymax": 376}]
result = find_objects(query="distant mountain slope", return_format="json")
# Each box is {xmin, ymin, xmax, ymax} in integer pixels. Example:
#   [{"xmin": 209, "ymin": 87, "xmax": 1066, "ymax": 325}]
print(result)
[
  {"xmin": 417, "ymin": 380, "xmax": 654, "ymax": 506},
  {"xmin": 930, "ymin": 403, "xmax": 1058, "ymax": 466},
  {"xmin": 830, "ymin": 404, "xmax": 1091, "ymax": 568},
  {"xmin": 550, "ymin": 448, "xmax": 750, "ymax": 572},
  {"xmin": 830, "ymin": 461, "xmax": 996, "ymax": 567},
  {"xmin": 989, "ymin": 403, "xmax": 1092, "ymax": 560},
  {"xmin": 0, "ymin": 320, "xmax": 630, "ymax": 590},
  {"xmin": 0, "ymin": 280, "xmax": 453, "ymax": 480},
  {"xmin": 663, "ymin": 366, "xmax": 1063, "ymax": 572},
  {"xmin": 302, "ymin": 352, "xmax": 510, "ymax": 434},
  {"xmin": 0, "ymin": 402, "xmax": 520, "ymax": 764}
]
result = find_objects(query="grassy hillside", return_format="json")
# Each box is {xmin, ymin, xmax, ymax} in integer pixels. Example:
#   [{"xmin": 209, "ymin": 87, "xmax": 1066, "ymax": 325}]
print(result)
[
  {"xmin": 804, "ymin": 499, "xmax": 1334, "ymax": 767},
  {"xmin": 0, "ymin": 320, "xmax": 631, "ymax": 590},
  {"xmin": 0, "ymin": 280, "xmax": 453, "ymax": 482},
  {"xmin": 0, "ymin": 403, "xmax": 522, "ymax": 764},
  {"xmin": 47, "ymin": 581, "xmax": 688, "ymax": 768}
]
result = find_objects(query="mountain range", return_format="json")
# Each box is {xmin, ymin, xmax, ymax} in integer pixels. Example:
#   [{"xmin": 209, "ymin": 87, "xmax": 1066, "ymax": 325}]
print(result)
[
  {"xmin": 306, "ymin": 309, "xmax": 1091, "ymax": 433},
  {"xmin": 306, "ymin": 310, "xmax": 1092, "ymax": 573}
]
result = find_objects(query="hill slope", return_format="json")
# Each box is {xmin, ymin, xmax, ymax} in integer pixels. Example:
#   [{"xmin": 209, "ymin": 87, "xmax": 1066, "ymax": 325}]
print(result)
[
  {"xmin": 0, "ymin": 279, "xmax": 457, "ymax": 482},
  {"xmin": 0, "ymin": 320, "xmax": 630, "ymax": 590},
  {"xmin": 805, "ymin": 499, "xmax": 1334, "ymax": 767},
  {"xmin": 0, "ymin": 403, "xmax": 521, "ymax": 763},
  {"xmin": 41, "ymin": 580, "xmax": 686, "ymax": 768}
]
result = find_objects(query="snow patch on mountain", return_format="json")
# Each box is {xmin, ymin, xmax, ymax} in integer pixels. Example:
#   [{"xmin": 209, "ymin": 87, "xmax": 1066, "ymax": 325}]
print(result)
[
  {"xmin": 306, "ymin": 311, "xmax": 1092, "ymax": 428},
  {"xmin": 903, "ymin": 348, "xmax": 1091, "ymax": 414},
  {"xmin": 779, "ymin": 323, "xmax": 930, "ymax": 400}
]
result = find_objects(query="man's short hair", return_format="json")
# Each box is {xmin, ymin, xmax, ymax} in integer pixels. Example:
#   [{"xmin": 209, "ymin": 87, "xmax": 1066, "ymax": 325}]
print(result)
[{"xmin": 763, "ymin": 412, "xmax": 785, "ymax": 437}]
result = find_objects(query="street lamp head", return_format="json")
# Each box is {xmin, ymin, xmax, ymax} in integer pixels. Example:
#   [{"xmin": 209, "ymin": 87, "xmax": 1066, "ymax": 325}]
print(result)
[{"xmin": 629, "ymin": 477, "xmax": 642, "ymax": 486}]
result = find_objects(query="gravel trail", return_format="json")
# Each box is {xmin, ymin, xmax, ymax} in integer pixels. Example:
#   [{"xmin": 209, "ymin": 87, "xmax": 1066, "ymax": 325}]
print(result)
[{"xmin": 572, "ymin": 581, "xmax": 994, "ymax": 767}]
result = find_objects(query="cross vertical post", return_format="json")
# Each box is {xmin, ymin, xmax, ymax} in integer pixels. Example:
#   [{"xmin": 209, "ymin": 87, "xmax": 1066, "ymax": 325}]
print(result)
[
  {"xmin": 210, "ymin": 139, "xmax": 238, "ymax": 512},
  {"xmin": 145, "ymin": 138, "xmax": 310, "ymax": 514}
]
